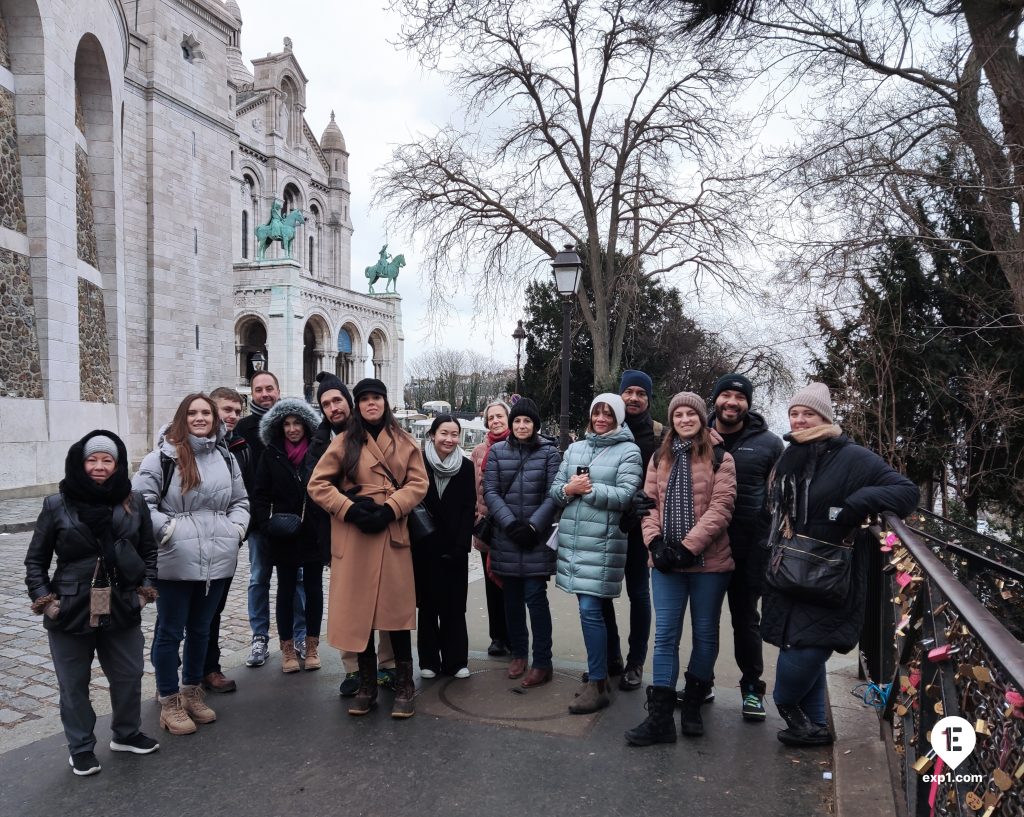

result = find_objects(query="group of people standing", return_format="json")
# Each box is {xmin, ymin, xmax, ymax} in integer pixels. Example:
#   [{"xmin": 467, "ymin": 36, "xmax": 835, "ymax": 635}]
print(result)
[{"xmin": 24, "ymin": 363, "xmax": 918, "ymax": 777}]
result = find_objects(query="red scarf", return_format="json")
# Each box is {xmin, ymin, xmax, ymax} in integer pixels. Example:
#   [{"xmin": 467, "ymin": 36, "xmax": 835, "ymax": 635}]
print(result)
[
  {"xmin": 481, "ymin": 428, "xmax": 510, "ymax": 471},
  {"xmin": 284, "ymin": 436, "xmax": 309, "ymax": 467}
]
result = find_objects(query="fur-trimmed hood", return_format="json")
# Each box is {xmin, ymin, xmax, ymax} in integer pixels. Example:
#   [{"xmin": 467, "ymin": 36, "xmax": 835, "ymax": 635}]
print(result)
[{"xmin": 258, "ymin": 398, "xmax": 320, "ymax": 447}]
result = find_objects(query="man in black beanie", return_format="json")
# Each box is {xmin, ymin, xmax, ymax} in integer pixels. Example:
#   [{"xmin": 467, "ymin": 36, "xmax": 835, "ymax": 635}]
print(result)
[
  {"xmin": 709, "ymin": 372, "xmax": 783, "ymax": 721},
  {"xmin": 606, "ymin": 369, "xmax": 662, "ymax": 691}
]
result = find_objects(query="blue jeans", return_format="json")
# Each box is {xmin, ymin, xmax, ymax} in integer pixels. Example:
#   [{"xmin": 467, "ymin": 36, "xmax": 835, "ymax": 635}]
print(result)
[
  {"xmin": 247, "ymin": 532, "xmax": 306, "ymax": 641},
  {"xmin": 152, "ymin": 578, "xmax": 228, "ymax": 696},
  {"xmin": 651, "ymin": 569, "xmax": 731, "ymax": 687},
  {"xmin": 773, "ymin": 646, "xmax": 832, "ymax": 725},
  {"xmin": 502, "ymin": 577, "xmax": 552, "ymax": 669},
  {"xmin": 577, "ymin": 594, "xmax": 607, "ymax": 681}
]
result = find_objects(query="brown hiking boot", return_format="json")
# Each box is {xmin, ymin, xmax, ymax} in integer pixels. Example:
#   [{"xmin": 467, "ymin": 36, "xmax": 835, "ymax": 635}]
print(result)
[
  {"xmin": 159, "ymin": 693, "xmax": 197, "ymax": 735},
  {"xmin": 391, "ymin": 659, "xmax": 416, "ymax": 719},
  {"xmin": 180, "ymin": 684, "xmax": 216, "ymax": 724},
  {"xmin": 202, "ymin": 671, "xmax": 237, "ymax": 693},
  {"xmin": 280, "ymin": 639, "xmax": 300, "ymax": 673},
  {"xmin": 569, "ymin": 680, "xmax": 611, "ymax": 714},
  {"xmin": 303, "ymin": 637, "xmax": 321, "ymax": 671},
  {"xmin": 348, "ymin": 650, "xmax": 378, "ymax": 716}
]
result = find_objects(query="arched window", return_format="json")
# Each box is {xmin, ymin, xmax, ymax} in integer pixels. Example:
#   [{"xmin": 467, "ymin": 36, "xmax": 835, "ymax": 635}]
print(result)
[
  {"xmin": 308, "ymin": 236, "xmax": 314, "ymax": 273},
  {"xmin": 242, "ymin": 211, "xmax": 248, "ymax": 259}
]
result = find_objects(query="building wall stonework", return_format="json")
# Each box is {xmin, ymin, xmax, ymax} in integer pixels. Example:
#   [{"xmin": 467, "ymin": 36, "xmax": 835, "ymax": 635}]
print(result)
[
  {"xmin": 0, "ymin": 87, "xmax": 26, "ymax": 234},
  {"xmin": 77, "ymin": 277, "xmax": 113, "ymax": 403},
  {"xmin": 0, "ymin": 249, "xmax": 42, "ymax": 399},
  {"xmin": 0, "ymin": 13, "xmax": 9, "ymax": 70},
  {"xmin": 75, "ymin": 145, "xmax": 98, "ymax": 267}
]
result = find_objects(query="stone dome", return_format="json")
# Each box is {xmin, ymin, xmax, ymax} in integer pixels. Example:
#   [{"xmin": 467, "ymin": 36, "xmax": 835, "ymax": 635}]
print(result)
[
  {"xmin": 320, "ymin": 111, "xmax": 346, "ymax": 152},
  {"xmin": 224, "ymin": 0, "xmax": 242, "ymax": 23}
]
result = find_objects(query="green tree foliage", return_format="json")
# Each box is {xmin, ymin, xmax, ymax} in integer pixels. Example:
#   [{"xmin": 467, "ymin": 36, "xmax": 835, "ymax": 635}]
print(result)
[
  {"xmin": 519, "ymin": 255, "xmax": 772, "ymax": 434},
  {"xmin": 812, "ymin": 168, "xmax": 1024, "ymax": 526}
]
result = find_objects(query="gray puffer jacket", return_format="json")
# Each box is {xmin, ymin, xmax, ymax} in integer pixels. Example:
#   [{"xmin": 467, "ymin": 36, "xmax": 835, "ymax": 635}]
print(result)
[
  {"xmin": 133, "ymin": 425, "xmax": 250, "ymax": 583},
  {"xmin": 484, "ymin": 435, "xmax": 561, "ymax": 578},
  {"xmin": 550, "ymin": 425, "xmax": 643, "ymax": 598}
]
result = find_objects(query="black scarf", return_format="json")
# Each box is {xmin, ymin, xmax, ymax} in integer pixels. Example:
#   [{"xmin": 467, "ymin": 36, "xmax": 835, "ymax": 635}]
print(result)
[
  {"xmin": 663, "ymin": 438, "xmax": 697, "ymax": 558},
  {"xmin": 769, "ymin": 425, "xmax": 843, "ymax": 537},
  {"xmin": 59, "ymin": 432, "xmax": 132, "ymax": 566}
]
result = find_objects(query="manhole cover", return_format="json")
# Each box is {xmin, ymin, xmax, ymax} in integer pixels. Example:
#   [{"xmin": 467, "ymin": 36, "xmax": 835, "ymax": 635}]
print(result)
[{"xmin": 415, "ymin": 664, "xmax": 605, "ymax": 737}]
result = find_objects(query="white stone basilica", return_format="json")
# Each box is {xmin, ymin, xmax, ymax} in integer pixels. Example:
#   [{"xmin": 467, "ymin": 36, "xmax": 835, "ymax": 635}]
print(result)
[{"xmin": 0, "ymin": 0, "xmax": 404, "ymax": 490}]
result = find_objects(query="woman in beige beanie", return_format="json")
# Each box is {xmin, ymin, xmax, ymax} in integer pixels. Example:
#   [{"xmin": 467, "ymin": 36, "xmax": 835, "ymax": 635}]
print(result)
[
  {"xmin": 625, "ymin": 391, "xmax": 736, "ymax": 746},
  {"xmin": 762, "ymin": 382, "xmax": 918, "ymax": 747}
]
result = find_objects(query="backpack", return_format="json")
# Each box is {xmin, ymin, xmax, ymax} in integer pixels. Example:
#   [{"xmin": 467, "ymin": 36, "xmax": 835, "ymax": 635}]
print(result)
[{"xmin": 158, "ymin": 448, "xmax": 235, "ymax": 501}]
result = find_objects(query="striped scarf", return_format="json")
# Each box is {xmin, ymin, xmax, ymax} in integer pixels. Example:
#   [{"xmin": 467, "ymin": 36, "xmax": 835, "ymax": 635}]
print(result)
[{"xmin": 663, "ymin": 437, "xmax": 700, "ymax": 565}]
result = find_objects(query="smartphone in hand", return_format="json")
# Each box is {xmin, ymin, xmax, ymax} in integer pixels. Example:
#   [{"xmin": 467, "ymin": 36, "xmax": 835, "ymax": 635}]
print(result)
[{"xmin": 576, "ymin": 466, "xmax": 590, "ymax": 476}]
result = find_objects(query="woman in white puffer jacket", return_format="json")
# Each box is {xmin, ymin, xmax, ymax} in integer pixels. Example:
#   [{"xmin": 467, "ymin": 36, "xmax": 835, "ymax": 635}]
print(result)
[{"xmin": 133, "ymin": 392, "xmax": 249, "ymax": 736}]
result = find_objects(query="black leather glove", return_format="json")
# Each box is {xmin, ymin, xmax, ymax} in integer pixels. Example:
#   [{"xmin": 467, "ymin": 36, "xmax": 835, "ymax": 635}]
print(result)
[
  {"xmin": 834, "ymin": 505, "xmax": 862, "ymax": 527},
  {"xmin": 358, "ymin": 504, "xmax": 396, "ymax": 534},
  {"xmin": 649, "ymin": 536, "xmax": 676, "ymax": 573},
  {"xmin": 619, "ymin": 490, "xmax": 657, "ymax": 533},
  {"xmin": 675, "ymin": 546, "xmax": 699, "ymax": 569},
  {"xmin": 508, "ymin": 521, "xmax": 537, "ymax": 550}
]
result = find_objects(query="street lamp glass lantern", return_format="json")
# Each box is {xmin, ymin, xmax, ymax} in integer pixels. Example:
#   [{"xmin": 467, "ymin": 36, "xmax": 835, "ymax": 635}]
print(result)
[
  {"xmin": 551, "ymin": 244, "xmax": 582, "ymax": 296},
  {"xmin": 251, "ymin": 351, "xmax": 266, "ymax": 372},
  {"xmin": 512, "ymin": 320, "xmax": 527, "ymax": 343}
]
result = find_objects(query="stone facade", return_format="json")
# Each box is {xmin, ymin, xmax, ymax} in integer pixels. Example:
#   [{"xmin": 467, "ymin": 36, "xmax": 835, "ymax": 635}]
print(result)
[
  {"xmin": 75, "ymin": 146, "xmax": 98, "ymax": 267},
  {"xmin": 0, "ymin": 0, "xmax": 405, "ymax": 489},
  {"xmin": 0, "ymin": 13, "xmax": 8, "ymax": 70},
  {"xmin": 0, "ymin": 88, "xmax": 26, "ymax": 234},
  {"xmin": 77, "ymin": 278, "xmax": 114, "ymax": 403},
  {"xmin": 0, "ymin": 249, "xmax": 42, "ymax": 399}
]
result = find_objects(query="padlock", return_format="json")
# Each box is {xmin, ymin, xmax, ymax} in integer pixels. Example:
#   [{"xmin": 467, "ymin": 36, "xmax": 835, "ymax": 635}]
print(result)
[
  {"xmin": 974, "ymin": 718, "xmax": 991, "ymax": 736},
  {"xmin": 912, "ymin": 751, "xmax": 935, "ymax": 774},
  {"xmin": 928, "ymin": 644, "xmax": 960, "ymax": 662}
]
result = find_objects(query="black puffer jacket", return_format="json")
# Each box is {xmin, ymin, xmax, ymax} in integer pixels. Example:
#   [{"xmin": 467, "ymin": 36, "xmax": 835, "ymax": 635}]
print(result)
[
  {"xmin": 710, "ymin": 410, "xmax": 784, "ymax": 552},
  {"xmin": 25, "ymin": 492, "xmax": 158, "ymax": 634},
  {"xmin": 760, "ymin": 435, "xmax": 919, "ymax": 653},
  {"xmin": 252, "ymin": 399, "xmax": 321, "ymax": 567},
  {"xmin": 484, "ymin": 435, "xmax": 561, "ymax": 578},
  {"xmin": 303, "ymin": 418, "xmax": 337, "ymax": 564}
]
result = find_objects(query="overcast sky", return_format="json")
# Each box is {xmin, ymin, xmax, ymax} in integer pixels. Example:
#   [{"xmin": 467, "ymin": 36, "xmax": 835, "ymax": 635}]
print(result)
[{"xmin": 237, "ymin": 0, "xmax": 527, "ymax": 365}]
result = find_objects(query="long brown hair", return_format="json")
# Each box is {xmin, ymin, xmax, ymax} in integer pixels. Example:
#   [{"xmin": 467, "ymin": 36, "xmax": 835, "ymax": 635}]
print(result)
[
  {"xmin": 655, "ymin": 422, "xmax": 713, "ymax": 466},
  {"xmin": 164, "ymin": 392, "xmax": 219, "ymax": 494},
  {"xmin": 340, "ymin": 398, "xmax": 403, "ymax": 480}
]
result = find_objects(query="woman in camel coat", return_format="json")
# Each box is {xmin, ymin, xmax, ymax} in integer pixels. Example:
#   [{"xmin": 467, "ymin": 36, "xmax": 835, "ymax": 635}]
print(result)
[{"xmin": 307, "ymin": 378, "xmax": 428, "ymax": 719}]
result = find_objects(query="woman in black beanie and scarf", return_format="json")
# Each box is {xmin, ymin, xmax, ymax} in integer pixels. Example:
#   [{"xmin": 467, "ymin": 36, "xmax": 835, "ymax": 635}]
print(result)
[{"xmin": 24, "ymin": 430, "xmax": 159, "ymax": 776}]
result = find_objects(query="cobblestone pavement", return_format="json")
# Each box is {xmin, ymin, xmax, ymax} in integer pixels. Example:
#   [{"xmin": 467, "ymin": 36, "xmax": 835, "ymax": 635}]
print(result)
[
  {"xmin": 0, "ymin": 528, "xmax": 486, "ymax": 749},
  {"xmin": 0, "ymin": 496, "xmax": 44, "ymax": 533}
]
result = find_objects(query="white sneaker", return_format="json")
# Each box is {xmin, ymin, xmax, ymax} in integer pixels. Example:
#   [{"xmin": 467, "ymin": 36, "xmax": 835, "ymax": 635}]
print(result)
[
  {"xmin": 419, "ymin": 668, "xmax": 437, "ymax": 679},
  {"xmin": 454, "ymin": 667, "xmax": 471, "ymax": 679}
]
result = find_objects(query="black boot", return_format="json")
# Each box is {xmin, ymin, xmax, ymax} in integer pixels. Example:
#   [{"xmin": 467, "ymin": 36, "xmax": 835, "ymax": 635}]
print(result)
[
  {"xmin": 680, "ymin": 672, "xmax": 712, "ymax": 737},
  {"xmin": 391, "ymin": 659, "xmax": 416, "ymax": 719},
  {"xmin": 624, "ymin": 686, "xmax": 677, "ymax": 746},
  {"xmin": 776, "ymin": 704, "xmax": 834, "ymax": 746},
  {"xmin": 347, "ymin": 650, "xmax": 378, "ymax": 716}
]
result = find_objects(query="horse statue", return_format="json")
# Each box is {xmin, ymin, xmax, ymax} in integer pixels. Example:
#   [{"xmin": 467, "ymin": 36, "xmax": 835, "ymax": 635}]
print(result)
[
  {"xmin": 255, "ymin": 199, "xmax": 305, "ymax": 260},
  {"xmin": 365, "ymin": 253, "xmax": 406, "ymax": 294}
]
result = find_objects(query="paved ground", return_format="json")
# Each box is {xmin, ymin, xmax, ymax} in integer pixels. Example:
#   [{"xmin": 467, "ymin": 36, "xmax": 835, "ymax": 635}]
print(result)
[{"xmin": 0, "ymin": 501, "xmax": 894, "ymax": 816}]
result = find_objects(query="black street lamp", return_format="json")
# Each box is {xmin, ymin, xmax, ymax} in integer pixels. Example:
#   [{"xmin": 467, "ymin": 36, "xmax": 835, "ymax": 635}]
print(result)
[
  {"xmin": 512, "ymin": 319, "xmax": 527, "ymax": 395},
  {"xmin": 551, "ymin": 244, "xmax": 583, "ymax": 451},
  {"xmin": 250, "ymin": 350, "xmax": 266, "ymax": 374}
]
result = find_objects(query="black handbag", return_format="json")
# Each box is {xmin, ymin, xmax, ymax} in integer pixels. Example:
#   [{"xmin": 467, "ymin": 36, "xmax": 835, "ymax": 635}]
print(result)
[
  {"xmin": 407, "ymin": 504, "xmax": 436, "ymax": 544},
  {"xmin": 472, "ymin": 515, "xmax": 494, "ymax": 544},
  {"xmin": 266, "ymin": 499, "xmax": 305, "ymax": 539},
  {"xmin": 765, "ymin": 533, "xmax": 854, "ymax": 608}
]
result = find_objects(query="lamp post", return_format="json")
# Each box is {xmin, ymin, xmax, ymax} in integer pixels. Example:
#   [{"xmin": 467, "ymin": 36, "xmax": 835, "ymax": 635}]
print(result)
[
  {"xmin": 551, "ymin": 244, "xmax": 583, "ymax": 451},
  {"xmin": 250, "ymin": 350, "xmax": 266, "ymax": 375},
  {"xmin": 512, "ymin": 319, "xmax": 527, "ymax": 395}
]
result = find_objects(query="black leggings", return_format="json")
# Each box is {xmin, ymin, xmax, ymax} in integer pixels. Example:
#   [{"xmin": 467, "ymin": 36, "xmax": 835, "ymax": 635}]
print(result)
[
  {"xmin": 361, "ymin": 630, "xmax": 411, "ymax": 662},
  {"xmin": 276, "ymin": 562, "xmax": 323, "ymax": 640}
]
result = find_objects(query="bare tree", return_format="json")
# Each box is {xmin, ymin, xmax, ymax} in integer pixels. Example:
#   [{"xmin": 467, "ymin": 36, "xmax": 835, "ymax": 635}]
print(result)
[
  {"xmin": 405, "ymin": 348, "xmax": 513, "ymax": 410},
  {"xmin": 665, "ymin": 0, "xmax": 1024, "ymax": 325},
  {"xmin": 377, "ymin": 0, "xmax": 754, "ymax": 388}
]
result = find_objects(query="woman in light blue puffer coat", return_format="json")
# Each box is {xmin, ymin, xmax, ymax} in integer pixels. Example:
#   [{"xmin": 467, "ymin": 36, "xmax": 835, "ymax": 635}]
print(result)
[{"xmin": 551, "ymin": 393, "xmax": 642, "ymax": 714}]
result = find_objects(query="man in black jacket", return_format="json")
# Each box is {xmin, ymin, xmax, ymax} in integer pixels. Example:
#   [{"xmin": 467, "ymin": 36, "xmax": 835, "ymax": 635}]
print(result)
[
  {"xmin": 602, "ymin": 370, "xmax": 662, "ymax": 690},
  {"xmin": 305, "ymin": 371, "xmax": 397, "ymax": 696},
  {"xmin": 709, "ymin": 373, "xmax": 784, "ymax": 721}
]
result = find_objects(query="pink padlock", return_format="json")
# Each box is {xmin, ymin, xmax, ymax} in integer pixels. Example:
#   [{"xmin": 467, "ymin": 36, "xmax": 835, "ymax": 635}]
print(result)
[
  {"xmin": 928, "ymin": 644, "xmax": 959, "ymax": 663},
  {"xmin": 1006, "ymin": 690, "xmax": 1024, "ymax": 718},
  {"xmin": 896, "ymin": 572, "xmax": 913, "ymax": 589}
]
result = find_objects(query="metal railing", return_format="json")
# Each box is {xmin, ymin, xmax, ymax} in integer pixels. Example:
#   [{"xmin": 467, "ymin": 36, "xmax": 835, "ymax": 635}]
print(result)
[{"xmin": 866, "ymin": 511, "xmax": 1024, "ymax": 817}]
